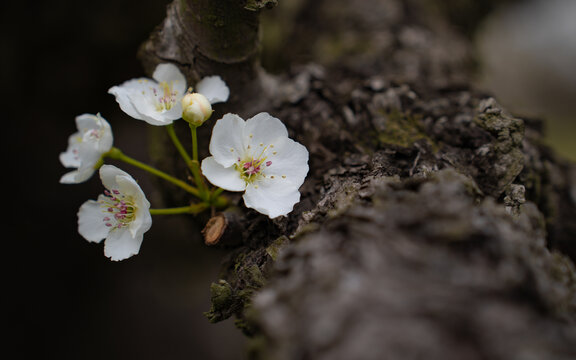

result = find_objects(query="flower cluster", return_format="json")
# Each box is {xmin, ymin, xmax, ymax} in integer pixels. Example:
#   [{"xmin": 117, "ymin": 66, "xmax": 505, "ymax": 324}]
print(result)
[{"xmin": 61, "ymin": 63, "xmax": 309, "ymax": 260}]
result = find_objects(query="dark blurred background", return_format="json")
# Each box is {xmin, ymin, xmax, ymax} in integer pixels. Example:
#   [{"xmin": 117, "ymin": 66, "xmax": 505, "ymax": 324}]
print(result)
[
  {"xmin": 4, "ymin": 1, "xmax": 246, "ymax": 359},
  {"xmin": 4, "ymin": 0, "xmax": 575, "ymax": 359}
]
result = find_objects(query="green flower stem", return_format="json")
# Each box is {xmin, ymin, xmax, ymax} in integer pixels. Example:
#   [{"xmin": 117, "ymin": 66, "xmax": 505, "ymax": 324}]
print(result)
[
  {"xmin": 210, "ymin": 187, "xmax": 225, "ymax": 201},
  {"xmin": 211, "ymin": 193, "xmax": 229, "ymax": 209},
  {"xmin": 149, "ymin": 203, "xmax": 208, "ymax": 215},
  {"xmin": 190, "ymin": 124, "xmax": 199, "ymax": 162},
  {"xmin": 94, "ymin": 156, "xmax": 105, "ymax": 170},
  {"xmin": 149, "ymin": 207, "xmax": 193, "ymax": 215},
  {"xmin": 189, "ymin": 123, "xmax": 209, "ymax": 199},
  {"xmin": 105, "ymin": 147, "xmax": 200, "ymax": 198},
  {"xmin": 166, "ymin": 123, "xmax": 193, "ymax": 168}
]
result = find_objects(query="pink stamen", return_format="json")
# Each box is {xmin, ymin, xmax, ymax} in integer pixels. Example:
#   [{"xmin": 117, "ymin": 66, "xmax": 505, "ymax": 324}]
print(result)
[{"xmin": 98, "ymin": 187, "xmax": 136, "ymax": 232}]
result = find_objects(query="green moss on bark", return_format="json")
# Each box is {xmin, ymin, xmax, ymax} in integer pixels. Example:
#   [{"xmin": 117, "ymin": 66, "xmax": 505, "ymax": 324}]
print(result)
[{"xmin": 375, "ymin": 109, "xmax": 437, "ymax": 150}]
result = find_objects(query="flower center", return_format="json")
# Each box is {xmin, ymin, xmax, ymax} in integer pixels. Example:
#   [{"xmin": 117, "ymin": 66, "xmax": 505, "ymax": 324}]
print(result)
[
  {"xmin": 71, "ymin": 126, "xmax": 105, "ymax": 161},
  {"xmin": 99, "ymin": 189, "xmax": 136, "ymax": 230},
  {"xmin": 152, "ymin": 81, "xmax": 179, "ymax": 111},
  {"xmin": 82, "ymin": 128, "xmax": 102, "ymax": 142},
  {"xmin": 236, "ymin": 156, "xmax": 272, "ymax": 183}
]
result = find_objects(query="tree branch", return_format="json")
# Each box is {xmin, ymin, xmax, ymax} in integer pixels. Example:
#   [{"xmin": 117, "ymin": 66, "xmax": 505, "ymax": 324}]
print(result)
[{"xmin": 138, "ymin": 0, "xmax": 277, "ymax": 110}]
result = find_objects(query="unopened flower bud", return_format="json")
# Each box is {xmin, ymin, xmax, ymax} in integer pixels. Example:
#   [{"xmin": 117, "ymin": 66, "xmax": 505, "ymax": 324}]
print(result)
[{"xmin": 181, "ymin": 93, "xmax": 213, "ymax": 126}]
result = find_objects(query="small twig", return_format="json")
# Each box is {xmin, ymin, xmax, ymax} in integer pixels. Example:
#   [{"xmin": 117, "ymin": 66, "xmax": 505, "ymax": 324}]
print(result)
[
  {"xmin": 202, "ymin": 208, "xmax": 244, "ymax": 246},
  {"xmin": 409, "ymin": 151, "xmax": 421, "ymax": 177}
]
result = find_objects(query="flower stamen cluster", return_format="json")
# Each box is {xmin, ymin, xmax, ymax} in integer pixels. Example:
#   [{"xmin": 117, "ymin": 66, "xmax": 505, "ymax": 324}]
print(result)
[
  {"xmin": 243, "ymin": 158, "xmax": 271, "ymax": 175},
  {"xmin": 235, "ymin": 142, "xmax": 275, "ymax": 182},
  {"xmin": 152, "ymin": 81, "xmax": 179, "ymax": 111},
  {"xmin": 100, "ymin": 189, "xmax": 136, "ymax": 230},
  {"xmin": 83, "ymin": 128, "xmax": 103, "ymax": 142}
]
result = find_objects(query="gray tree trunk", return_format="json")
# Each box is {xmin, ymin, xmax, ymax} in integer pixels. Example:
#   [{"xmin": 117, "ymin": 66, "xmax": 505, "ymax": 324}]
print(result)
[{"xmin": 140, "ymin": 1, "xmax": 576, "ymax": 358}]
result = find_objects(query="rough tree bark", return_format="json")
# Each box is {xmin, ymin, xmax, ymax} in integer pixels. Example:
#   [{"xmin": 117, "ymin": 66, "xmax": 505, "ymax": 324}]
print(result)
[{"xmin": 139, "ymin": 0, "xmax": 576, "ymax": 359}]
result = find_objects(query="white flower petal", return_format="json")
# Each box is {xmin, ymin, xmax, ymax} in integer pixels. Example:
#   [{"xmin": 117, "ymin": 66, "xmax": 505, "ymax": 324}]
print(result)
[
  {"xmin": 243, "ymin": 180, "xmax": 301, "ymax": 218},
  {"xmin": 78, "ymin": 199, "xmax": 109, "ymax": 243},
  {"xmin": 209, "ymin": 113, "xmax": 247, "ymax": 167},
  {"xmin": 116, "ymin": 174, "xmax": 148, "ymax": 202},
  {"xmin": 78, "ymin": 140, "xmax": 103, "ymax": 162},
  {"xmin": 130, "ymin": 207, "xmax": 152, "ymax": 239},
  {"xmin": 60, "ymin": 166, "xmax": 96, "ymax": 184},
  {"xmin": 59, "ymin": 139, "xmax": 81, "ymax": 168},
  {"xmin": 108, "ymin": 79, "xmax": 151, "ymax": 121},
  {"xmin": 75, "ymin": 113, "xmax": 110, "ymax": 134},
  {"xmin": 201, "ymin": 156, "xmax": 246, "ymax": 191},
  {"xmin": 264, "ymin": 136, "xmax": 309, "ymax": 188},
  {"xmin": 76, "ymin": 167, "xmax": 98, "ymax": 183},
  {"xmin": 152, "ymin": 63, "xmax": 187, "ymax": 95},
  {"xmin": 60, "ymin": 170, "xmax": 83, "ymax": 184},
  {"xmin": 104, "ymin": 227, "xmax": 144, "ymax": 261},
  {"xmin": 99, "ymin": 164, "xmax": 125, "ymax": 190},
  {"xmin": 196, "ymin": 76, "xmax": 230, "ymax": 104},
  {"xmin": 244, "ymin": 113, "xmax": 289, "ymax": 150},
  {"xmin": 75, "ymin": 114, "xmax": 99, "ymax": 131}
]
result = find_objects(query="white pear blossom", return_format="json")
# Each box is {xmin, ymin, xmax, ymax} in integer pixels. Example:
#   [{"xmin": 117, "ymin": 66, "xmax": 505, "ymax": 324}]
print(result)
[
  {"xmin": 78, "ymin": 165, "xmax": 152, "ymax": 261},
  {"xmin": 59, "ymin": 113, "xmax": 113, "ymax": 184},
  {"xmin": 201, "ymin": 113, "xmax": 309, "ymax": 218},
  {"xmin": 108, "ymin": 63, "xmax": 229, "ymax": 126}
]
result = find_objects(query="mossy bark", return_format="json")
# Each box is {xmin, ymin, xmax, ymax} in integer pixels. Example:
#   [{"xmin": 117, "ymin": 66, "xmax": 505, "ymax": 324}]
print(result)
[{"xmin": 140, "ymin": 0, "xmax": 576, "ymax": 358}]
